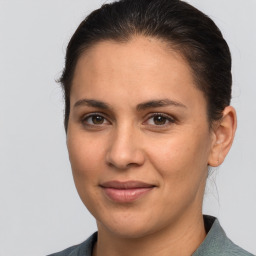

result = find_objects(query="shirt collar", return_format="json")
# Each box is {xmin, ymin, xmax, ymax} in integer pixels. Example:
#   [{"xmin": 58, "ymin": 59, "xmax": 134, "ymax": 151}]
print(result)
[
  {"xmin": 77, "ymin": 215, "xmax": 238, "ymax": 256},
  {"xmin": 192, "ymin": 215, "xmax": 228, "ymax": 256}
]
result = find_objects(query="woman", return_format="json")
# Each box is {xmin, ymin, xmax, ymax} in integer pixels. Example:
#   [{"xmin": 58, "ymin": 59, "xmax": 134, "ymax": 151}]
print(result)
[{"xmin": 49, "ymin": 0, "xmax": 253, "ymax": 255}]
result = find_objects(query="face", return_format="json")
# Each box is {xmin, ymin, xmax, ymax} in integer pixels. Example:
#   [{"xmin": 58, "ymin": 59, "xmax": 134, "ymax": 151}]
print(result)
[{"xmin": 67, "ymin": 36, "xmax": 215, "ymax": 238}]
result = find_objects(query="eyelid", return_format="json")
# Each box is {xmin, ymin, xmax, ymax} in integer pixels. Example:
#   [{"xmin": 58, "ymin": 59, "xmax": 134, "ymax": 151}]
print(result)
[
  {"xmin": 81, "ymin": 112, "xmax": 111, "ymax": 125},
  {"xmin": 80, "ymin": 111, "xmax": 176, "ymax": 127},
  {"xmin": 143, "ymin": 112, "xmax": 176, "ymax": 126}
]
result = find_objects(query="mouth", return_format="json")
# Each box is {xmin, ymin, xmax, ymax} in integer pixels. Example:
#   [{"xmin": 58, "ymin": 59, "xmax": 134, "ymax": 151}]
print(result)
[{"xmin": 100, "ymin": 180, "xmax": 156, "ymax": 203}]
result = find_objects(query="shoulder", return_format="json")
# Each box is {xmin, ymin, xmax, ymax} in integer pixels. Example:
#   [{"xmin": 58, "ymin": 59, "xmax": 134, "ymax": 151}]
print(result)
[
  {"xmin": 222, "ymin": 237, "xmax": 254, "ymax": 256},
  {"xmin": 193, "ymin": 215, "xmax": 254, "ymax": 256},
  {"xmin": 47, "ymin": 244, "xmax": 80, "ymax": 256},
  {"xmin": 47, "ymin": 232, "xmax": 97, "ymax": 256}
]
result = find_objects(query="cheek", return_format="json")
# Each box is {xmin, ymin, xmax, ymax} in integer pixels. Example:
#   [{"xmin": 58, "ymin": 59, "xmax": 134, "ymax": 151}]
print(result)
[
  {"xmin": 147, "ymin": 131, "xmax": 210, "ymax": 215},
  {"xmin": 67, "ymin": 131, "xmax": 105, "ymax": 186},
  {"xmin": 147, "ymin": 128, "xmax": 211, "ymax": 184},
  {"xmin": 67, "ymin": 133, "xmax": 107, "ymax": 213}
]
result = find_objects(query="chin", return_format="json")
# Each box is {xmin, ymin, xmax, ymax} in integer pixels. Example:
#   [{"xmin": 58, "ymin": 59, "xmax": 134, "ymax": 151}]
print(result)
[
  {"xmin": 98, "ymin": 220, "xmax": 156, "ymax": 239},
  {"xmin": 95, "ymin": 208, "xmax": 166, "ymax": 240}
]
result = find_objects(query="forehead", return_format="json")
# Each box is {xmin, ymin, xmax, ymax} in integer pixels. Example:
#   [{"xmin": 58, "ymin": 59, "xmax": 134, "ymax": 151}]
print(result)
[
  {"xmin": 71, "ymin": 36, "xmax": 206, "ymax": 110},
  {"xmin": 74, "ymin": 36, "xmax": 189, "ymax": 79}
]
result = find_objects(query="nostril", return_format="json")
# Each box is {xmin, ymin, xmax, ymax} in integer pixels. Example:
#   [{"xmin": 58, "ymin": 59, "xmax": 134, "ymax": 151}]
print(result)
[
  {"xmin": 105, "ymin": 130, "xmax": 145, "ymax": 169},
  {"xmin": 105, "ymin": 148, "xmax": 145, "ymax": 170}
]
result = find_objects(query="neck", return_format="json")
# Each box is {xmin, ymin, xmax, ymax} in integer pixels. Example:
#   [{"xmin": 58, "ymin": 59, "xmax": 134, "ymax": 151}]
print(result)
[{"xmin": 93, "ymin": 212, "xmax": 206, "ymax": 256}]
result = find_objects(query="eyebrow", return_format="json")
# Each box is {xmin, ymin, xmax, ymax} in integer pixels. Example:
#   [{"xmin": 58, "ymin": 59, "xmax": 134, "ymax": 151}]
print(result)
[
  {"xmin": 73, "ymin": 98, "xmax": 187, "ymax": 111},
  {"xmin": 136, "ymin": 99, "xmax": 187, "ymax": 111},
  {"xmin": 74, "ymin": 99, "xmax": 110, "ymax": 109}
]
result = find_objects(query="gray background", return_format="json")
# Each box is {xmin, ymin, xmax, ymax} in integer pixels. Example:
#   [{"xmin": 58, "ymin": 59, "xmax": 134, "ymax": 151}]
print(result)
[{"xmin": 0, "ymin": 0, "xmax": 255, "ymax": 255}]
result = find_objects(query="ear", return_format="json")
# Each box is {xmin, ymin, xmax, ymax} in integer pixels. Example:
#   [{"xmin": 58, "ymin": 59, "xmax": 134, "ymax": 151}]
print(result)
[{"xmin": 208, "ymin": 106, "xmax": 237, "ymax": 167}]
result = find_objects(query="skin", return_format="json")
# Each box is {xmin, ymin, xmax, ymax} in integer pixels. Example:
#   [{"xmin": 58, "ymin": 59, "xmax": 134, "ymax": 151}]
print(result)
[{"xmin": 67, "ymin": 36, "xmax": 236, "ymax": 256}]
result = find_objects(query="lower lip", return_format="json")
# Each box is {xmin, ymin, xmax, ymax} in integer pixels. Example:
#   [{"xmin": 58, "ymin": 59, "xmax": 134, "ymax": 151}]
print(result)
[{"xmin": 101, "ymin": 187, "xmax": 154, "ymax": 203}]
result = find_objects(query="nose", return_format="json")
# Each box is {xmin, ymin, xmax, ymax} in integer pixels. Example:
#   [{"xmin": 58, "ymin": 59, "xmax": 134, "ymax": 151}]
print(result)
[{"xmin": 105, "ymin": 126, "xmax": 145, "ymax": 170}]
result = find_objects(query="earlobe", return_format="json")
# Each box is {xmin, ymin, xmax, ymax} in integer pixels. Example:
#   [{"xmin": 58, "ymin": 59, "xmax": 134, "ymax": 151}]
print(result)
[{"xmin": 208, "ymin": 106, "xmax": 237, "ymax": 167}]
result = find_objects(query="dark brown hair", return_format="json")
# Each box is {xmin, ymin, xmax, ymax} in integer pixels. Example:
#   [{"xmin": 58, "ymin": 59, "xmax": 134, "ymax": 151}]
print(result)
[{"xmin": 60, "ymin": 0, "xmax": 232, "ymax": 131}]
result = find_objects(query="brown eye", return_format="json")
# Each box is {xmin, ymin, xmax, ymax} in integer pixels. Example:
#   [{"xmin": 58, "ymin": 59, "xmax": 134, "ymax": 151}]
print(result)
[
  {"xmin": 91, "ymin": 115, "xmax": 105, "ymax": 124},
  {"xmin": 145, "ymin": 113, "xmax": 175, "ymax": 126},
  {"xmin": 83, "ymin": 114, "xmax": 109, "ymax": 126},
  {"xmin": 153, "ymin": 115, "xmax": 168, "ymax": 125}
]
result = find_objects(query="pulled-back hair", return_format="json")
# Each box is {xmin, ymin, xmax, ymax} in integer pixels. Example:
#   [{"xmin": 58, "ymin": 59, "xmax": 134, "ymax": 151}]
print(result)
[{"xmin": 60, "ymin": 0, "xmax": 232, "ymax": 131}]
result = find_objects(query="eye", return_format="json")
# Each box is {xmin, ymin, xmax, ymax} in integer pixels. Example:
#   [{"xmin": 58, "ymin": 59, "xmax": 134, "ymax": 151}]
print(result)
[
  {"xmin": 82, "ymin": 113, "xmax": 110, "ymax": 126},
  {"xmin": 145, "ymin": 113, "xmax": 175, "ymax": 126}
]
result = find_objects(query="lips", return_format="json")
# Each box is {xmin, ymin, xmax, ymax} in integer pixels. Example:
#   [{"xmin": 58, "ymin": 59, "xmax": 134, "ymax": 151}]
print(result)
[{"xmin": 100, "ymin": 181, "xmax": 155, "ymax": 203}]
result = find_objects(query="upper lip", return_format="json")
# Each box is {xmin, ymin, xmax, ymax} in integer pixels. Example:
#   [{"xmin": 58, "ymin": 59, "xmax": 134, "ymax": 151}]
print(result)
[{"xmin": 100, "ymin": 180, "xmax": 156, "ymax": 189}]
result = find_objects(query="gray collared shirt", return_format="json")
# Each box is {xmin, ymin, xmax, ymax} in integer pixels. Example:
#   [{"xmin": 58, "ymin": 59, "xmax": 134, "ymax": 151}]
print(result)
[{"xmin": 48, "ymin": 215, "xmax": 254, "ymax": 256}]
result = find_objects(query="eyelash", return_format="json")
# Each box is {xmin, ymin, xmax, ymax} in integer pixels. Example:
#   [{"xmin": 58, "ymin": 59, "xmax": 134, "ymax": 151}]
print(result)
[
  {"xmin": 81, "ymin": 112, "xmax": 176, "ymax": 128},
  {"xmin": 81, "ymin": 112, "xmax": 110, "ymax": 127},
  {"xmin": 145, "ymin": 113, "xmax": 176, "ymax": 127}
]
